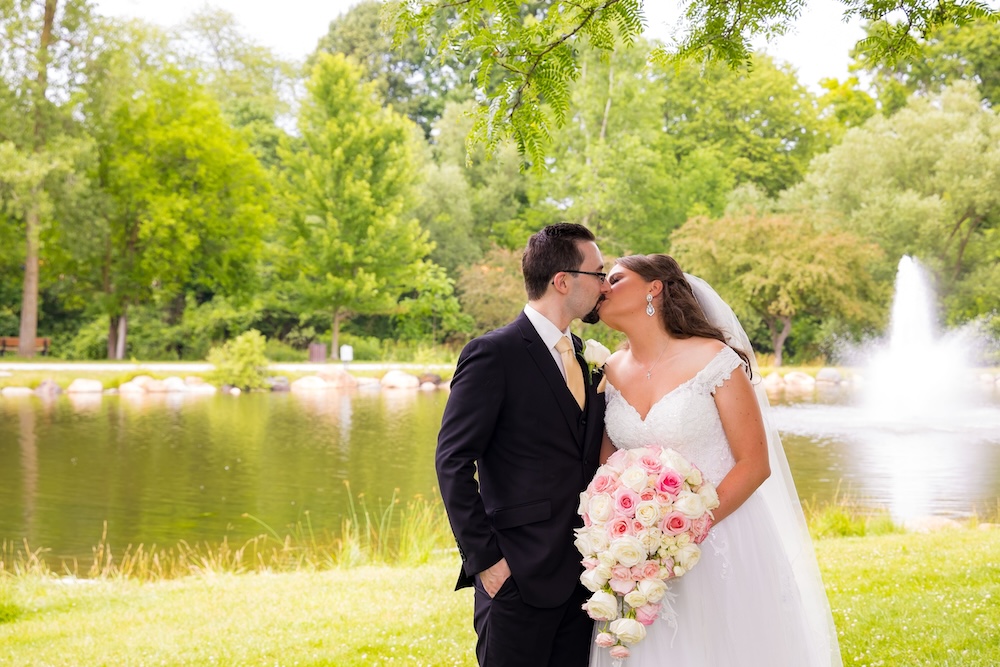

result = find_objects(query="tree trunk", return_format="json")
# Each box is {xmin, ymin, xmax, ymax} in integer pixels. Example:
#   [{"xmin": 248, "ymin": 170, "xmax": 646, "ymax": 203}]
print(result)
[
  {"xmin": 107, "ymin": 315, "xmax": 118, "ymax": 359},
  {"xmin": 115, "ymin": 309, "xmax": 128, "ymax": 360},
  {"xmin": 18, "ymin": 198, "xmax": 41, "ymax": 357},
  {"xmin": 17, "ymin": 0, "xmax": 58, "ymax": 358},
  {"xmin": 771, "ymin": 315, "xmax": 792, "ymax": 367},
  {"xmin": 331, "ymin": 307, "xmax": 342, "ymax": 361}
]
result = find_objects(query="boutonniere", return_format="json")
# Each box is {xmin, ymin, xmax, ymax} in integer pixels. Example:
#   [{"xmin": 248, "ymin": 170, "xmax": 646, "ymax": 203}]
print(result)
[{"xmin": 582, "ymin": 339, "xmax": 611, "ymax": 393}]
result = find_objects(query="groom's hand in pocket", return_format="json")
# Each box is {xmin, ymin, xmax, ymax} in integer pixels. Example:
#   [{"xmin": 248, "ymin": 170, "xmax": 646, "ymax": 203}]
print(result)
[{"xmin": 479, "ymin": 557, "xmax": 511, "ymax": 598}]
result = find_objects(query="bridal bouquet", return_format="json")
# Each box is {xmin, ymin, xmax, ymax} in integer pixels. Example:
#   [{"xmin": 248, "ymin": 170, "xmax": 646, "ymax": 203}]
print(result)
[{"xmin": 575, "ymin": 446, "xmax": 719, "ymax": 662}]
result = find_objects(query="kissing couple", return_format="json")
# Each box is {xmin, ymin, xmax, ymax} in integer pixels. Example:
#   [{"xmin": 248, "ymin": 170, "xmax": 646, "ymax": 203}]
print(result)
[{"xmin": 436, "ymin": 223, "xmax": 841, "ymax": 666}]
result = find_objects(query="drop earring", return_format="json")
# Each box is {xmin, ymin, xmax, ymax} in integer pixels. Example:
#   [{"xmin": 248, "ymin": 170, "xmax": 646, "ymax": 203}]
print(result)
[{"xmin": 646, "ymin": 294, "xmax": 655, "ymax": 317}]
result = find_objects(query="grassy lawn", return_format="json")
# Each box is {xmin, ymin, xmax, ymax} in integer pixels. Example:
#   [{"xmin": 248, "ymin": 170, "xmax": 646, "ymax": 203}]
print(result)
[{"xmin": 2, "ymin": 528, "xmax": 998, "ymax": 667}]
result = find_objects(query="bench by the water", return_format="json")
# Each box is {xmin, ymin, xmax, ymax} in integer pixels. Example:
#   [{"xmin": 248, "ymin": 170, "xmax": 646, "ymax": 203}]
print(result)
[{"xmin": 0, "ymin": 336, "xmax": 51, "ymax": 356}]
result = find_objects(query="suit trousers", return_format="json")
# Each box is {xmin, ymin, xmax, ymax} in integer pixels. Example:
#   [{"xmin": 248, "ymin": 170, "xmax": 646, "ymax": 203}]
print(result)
[{"xmin": 473, "ymin": 575, "xmax": 593, "ymax": 667}]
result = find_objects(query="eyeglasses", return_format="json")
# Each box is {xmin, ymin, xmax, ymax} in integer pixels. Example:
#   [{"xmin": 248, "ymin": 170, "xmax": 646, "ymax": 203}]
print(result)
[{"xmin": 561, "ymin": 270, "xmax": 607, "ymax": 284}]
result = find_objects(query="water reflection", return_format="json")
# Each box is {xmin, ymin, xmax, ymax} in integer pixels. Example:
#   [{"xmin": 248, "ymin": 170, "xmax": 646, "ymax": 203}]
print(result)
[{"xmin": 1, "ymin": 385, "xmax": 998, "ymax": 566}]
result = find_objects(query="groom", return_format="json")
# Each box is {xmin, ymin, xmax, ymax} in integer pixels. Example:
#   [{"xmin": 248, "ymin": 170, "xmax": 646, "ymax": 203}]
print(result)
[{"xmin": 436, "ymin": 223, "xmax": 609, "ymax": 666}]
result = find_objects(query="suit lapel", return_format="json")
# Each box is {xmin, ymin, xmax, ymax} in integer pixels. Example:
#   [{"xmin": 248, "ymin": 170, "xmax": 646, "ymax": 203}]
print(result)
[{"xmin": 516, "ymin": 314, "xmax": 584, "ymax": 439}]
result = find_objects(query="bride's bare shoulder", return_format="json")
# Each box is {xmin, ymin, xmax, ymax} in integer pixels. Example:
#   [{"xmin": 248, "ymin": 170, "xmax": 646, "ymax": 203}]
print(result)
[
  {"xmin": 676, "ymin": 337, "xmax": 728, "ymax": 367},
  {"xmin": 604, "ymin": 350, "xmax": 626, "ymax": 383}
]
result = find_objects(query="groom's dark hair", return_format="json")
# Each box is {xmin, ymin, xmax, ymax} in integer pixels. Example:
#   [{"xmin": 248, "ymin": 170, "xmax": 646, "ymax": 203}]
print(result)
[{"xmin": 522, "ymin": 223, "xmax": 596, "ymax": 300}]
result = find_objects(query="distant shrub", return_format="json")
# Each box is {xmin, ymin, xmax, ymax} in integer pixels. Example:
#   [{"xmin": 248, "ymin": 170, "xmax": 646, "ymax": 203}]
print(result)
[{"xmin": 207, "ymin": 330, "xmax": 269, "ymax": 390}]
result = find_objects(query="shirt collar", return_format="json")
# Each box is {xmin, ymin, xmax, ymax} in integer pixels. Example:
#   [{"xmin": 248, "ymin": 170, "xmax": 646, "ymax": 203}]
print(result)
[{"xmin": 523, "ymin": 304, "xmax": 572, "ymax": 352}]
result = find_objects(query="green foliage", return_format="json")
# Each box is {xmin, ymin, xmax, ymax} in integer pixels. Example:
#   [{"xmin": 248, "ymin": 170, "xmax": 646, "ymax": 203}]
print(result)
[
  {"xmin": 456, "ymin": 246, "xmax": 526, "ymax": 335},
  {"xmin": 789, "ymin": 82, "xmax": 1000, "ymax": 323},
  {"xmin": 672, "ymin": 213, "xmax": 884, "ymax": 365},
  {"xmin": 278, "ymin": 52, "xmax": 433, "ymax": 352},
  {"xmin": 207, "ymin": 329, "xmax": 270, "ymax": 391}
]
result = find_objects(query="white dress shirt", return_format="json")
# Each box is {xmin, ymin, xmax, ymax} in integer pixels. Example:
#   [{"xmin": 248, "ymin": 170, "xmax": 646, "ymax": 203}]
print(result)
[{"xmin": 523, "ymin": 304, "xmax": 573, "ymax": 382}]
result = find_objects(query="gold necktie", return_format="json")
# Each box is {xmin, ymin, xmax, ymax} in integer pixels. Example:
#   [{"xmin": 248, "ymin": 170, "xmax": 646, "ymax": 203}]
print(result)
[{"xmin": 556, "ymin": 336, "xmax": 585, "ymax": 410}]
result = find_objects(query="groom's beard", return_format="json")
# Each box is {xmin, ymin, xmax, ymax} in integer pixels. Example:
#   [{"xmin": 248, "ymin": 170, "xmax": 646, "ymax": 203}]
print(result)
[{"xmin": 581, "ymin": 298, "xmax": 604, "ymax": 325}]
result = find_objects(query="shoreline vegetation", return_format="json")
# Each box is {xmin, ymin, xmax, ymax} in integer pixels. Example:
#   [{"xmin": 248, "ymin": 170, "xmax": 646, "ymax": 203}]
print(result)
[{"xmin": 2, "ymin": 498, "xmax": 999, "ymax": 665}]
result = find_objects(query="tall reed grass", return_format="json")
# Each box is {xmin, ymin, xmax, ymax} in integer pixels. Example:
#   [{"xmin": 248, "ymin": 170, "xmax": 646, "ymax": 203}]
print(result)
[{"xmin": 1, "ymin": 484, "xmax": 456, "ymax": 582}]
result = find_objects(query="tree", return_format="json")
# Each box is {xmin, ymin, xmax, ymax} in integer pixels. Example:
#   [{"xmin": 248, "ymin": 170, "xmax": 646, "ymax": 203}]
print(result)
[
  {"xmin": 456, "ymin": 246, "xmax": 526, "ymax": 336},
  {"xmin": 672, "ymin": 213, "xmax": 883, "ymax": 366},
  {"xmin": 313, "ymin": 0, "xmax": 475, "ymax": 137},
  {"xmin": 786, "ymin": 82, "xmax": 1000, "ymax": 322},
  {"xmin": 279, "ymin": 53, "xmax": 431, "ymax": 359},
  {"xmin": 82, "ymin": 65, "xmax": 272, "ymax": 359},
  {"xmin": 0, "ymin": 0, "xmax": 98, "ymax": 356},
  {"xmin": 854, "ymin": 18, "xmax": 1000, "ymax": 114},
  {"xmin": 393, "ymin": 0, "xmax": 998, "ymax": 166}
]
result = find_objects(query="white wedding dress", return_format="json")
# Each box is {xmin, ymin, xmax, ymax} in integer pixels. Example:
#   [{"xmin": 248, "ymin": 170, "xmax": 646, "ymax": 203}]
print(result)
[{"xmin": 589, "ymin": 346, "xmax": 839, "ymax": 667}]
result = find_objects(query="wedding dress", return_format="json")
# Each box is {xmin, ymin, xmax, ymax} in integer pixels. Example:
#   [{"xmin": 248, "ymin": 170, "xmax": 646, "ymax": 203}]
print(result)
[{"xmin": 589, "ymin": 345, "xmax": 841, "ymax": 667}]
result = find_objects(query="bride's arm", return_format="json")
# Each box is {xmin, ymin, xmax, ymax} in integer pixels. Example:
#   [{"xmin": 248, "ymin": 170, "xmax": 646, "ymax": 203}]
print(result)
[
  {"xmin": 711, "ymin": 368, "xmax": 770, "ymax": 524},
  {"xmin": 598, "ymin": 429, "xmax": 615, "ymax": 464}
]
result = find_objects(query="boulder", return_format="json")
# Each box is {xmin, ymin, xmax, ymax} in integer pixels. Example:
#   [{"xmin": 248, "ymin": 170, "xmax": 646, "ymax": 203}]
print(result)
[
  {"xmin": 1, "ymin": 386, "xmax": 34, "ymax": 397},
  {"xmin": 762, "ymin": 372, "xmax": 785, "ymax": 392},
  {"xmin": 380, "ymin": 370, "xmax": 420, "ymax": 389},
  {"xmin": 129, "ymin": 375, "xmax": 156, "ymax": 387},
  {"xmin": 419, "ymin": 381, "xmax": 437, "ymax": 391},
  {"xmin": 67, "ymin": 378, "xmax": 103, "ymax": 393},
  {"xmin": 291, "ymin": 376, "xmax": 328, "ymax": 392},
  {"xmin": 815, "ymin": 367, "xmax": 843, "ymax": 384},
  {"xmin": 187, "ymin": 383, "xmax": 218, "ymax": 395},
  {"xmin": 34, "ymin": 379, "xmax": 62, "ymax": 397},
  {"xmin": 143, "ymin": 380, "xmax": 168, "ymax": 393},
  {"xmin": 418, "ymin": 373, "xmax": 443, "ymax": 386},
  {"xmin": 782, "ymin": 371, "xmax": 815, "ymax": 391},
  {"xmin": 267, "ymin": 376, "xmax": 291, "ymax": 392},
  {"xmin": 162, "ymin": 376, "xmax": 187, "ymax": 392},
  {"xmin": 318, "ymin": 368, "xmax": 358, "ymax": 389},
  {"xmin": 118, "ymin": 381, "xmax": 147, "ymax": 394},
  {"xmin": 903, "ymin": 516, "xmax": 961, "ymax": 533}
]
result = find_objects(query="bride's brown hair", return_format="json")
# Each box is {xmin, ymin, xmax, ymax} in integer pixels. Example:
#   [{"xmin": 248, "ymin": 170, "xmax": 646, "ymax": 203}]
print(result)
[{"xmin": 616, "ymin": 254, "xmax": 752, "ymax": 375}]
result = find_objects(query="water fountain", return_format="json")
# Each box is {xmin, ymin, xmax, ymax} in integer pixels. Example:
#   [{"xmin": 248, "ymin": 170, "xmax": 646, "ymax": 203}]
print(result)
[{"xmin": 772, "ymin": 256, "xmax": 1000, "ymax": 521}]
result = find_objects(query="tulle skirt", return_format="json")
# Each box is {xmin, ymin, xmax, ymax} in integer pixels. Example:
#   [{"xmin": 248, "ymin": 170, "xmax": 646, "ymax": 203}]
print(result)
[{"xmin": 589, "ymin": 493, "xmax": 833, "ymax": 667}]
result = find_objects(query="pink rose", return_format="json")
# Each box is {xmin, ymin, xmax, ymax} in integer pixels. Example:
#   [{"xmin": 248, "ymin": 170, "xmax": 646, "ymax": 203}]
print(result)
[
  {"xmin": 690, "ymin": 515, "xmax": 713, "ymax": 544},
  {"xmin": 608, "ymin": 517, "xmax": 631, "ymax": 539},
  {"xmin": 640, "ymin": 560, "xmax": 660, "ymax": 579},
  {"xmin": 589, "ymin": 474, "xmax": 615, "ymax": 495},
  {"xmin": 661, "ymin": 511, "xmax": 691, "ymax": 536},
  {"xmin": 594, "ymin": 632, "xmax": 616, "ymax": 648},
  {"xmin": 656, "ymin": 469, "xmax": 684, "ymax": 497},
  {"xmin": 609, "ymin": 645, "xmax": 630, "ymax": 659},
  {"xmin": 611, "ymin": 564, "xmax": 633, "ymax": 581},
  {"xmin": 582, "ymin": 557, "xmax": 599, "ymax": 571},
  {"xmin": 637, "ymin": 452, "xmax": 663, "ymax": 475},
  {"xmin": 610, "ymin": 576, "xmax": 634, "ymax": 595},
  {"xmin": 639, "ymin": 488, "xmax": 656, "ymax": 502},
  {"xmin": 606, "ymin": 448, "xmax": 630, "ymax": 471},
  {"xmin": 614, "ymin": 487, "xmax": 640, "ymax": 517},
  {"xmin": 632, "ymin": 519, "xmax": 645, "ymax": 535},
  {"xmin": 635, "ymin": 603, "xmax": 661, "ymax": 626}
]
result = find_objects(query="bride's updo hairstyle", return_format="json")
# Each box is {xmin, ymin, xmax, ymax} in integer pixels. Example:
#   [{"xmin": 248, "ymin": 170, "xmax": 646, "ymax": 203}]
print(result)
[{"xmin": 616, "ymin": 254, "xmax": 752, "ymax": 375}]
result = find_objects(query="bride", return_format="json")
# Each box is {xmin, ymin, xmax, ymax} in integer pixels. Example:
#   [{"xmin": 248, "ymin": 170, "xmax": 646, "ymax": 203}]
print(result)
[{"xmin": 590, "ymin": 254, "xmax": 841, "ymax": 666}]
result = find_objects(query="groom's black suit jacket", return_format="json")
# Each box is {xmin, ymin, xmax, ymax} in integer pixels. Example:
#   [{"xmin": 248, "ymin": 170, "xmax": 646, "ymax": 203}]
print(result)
[{"xmin": 436, "ymin": 312, "xmax": 605, "ymax": 608}]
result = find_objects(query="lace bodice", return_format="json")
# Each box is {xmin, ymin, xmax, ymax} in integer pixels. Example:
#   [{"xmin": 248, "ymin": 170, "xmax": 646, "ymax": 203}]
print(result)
[{"xmin": 604, "ymin": 346, "xmax": 742, "ymax": 485}]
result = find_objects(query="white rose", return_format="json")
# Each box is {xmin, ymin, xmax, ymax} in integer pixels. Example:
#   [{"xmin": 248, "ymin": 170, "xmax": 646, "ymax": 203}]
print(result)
[
  {"xmin": 580, "ymin": 568, "xmax": 608, "ymax": 592},
  {"xmin": 623, "ymin": 590, "xmax": 648, "ymax": 609},
  {"xmin": 634, "ymin": 501, "xmax": 661, "ymax": 527},
  {"xmin": 578, "ymin": 492, "xmax": 590, "ymax": 516},
  {"xmin": 637, "ymin": 578, "xmax": 668, "ymax": 603},
  {"xmin": 584, "ymin": 339, "xmax": 611, "ymax": 367},
  {"xmin": 674, "ymin": 492, "xmax": 707, "ymax": 519},
  {"xmin": 590, "ymin": 531, "xmax": 611, "ymax": 554},
  {"xmin": 595, "ymin": 562, "xmax": 613, "ymax": 581},
  {"xmin": 609, "ymin": 536, "xmax": 646, "ymax": 568},
  {"xmin": 660, "ymin": 449, "xmax": 693, "ymax": 476},
  {"xmin": 585, "ymin": 591, "xmax": 620, "ymax": 621},
  {"xmin": 619, "ymin": 466, "xmax": 648, "ymax": 493},
  {"xmin": 609, "ymin": 618, "xmax": 647, "ymax": 644},
  {"xmin": 686, "ymin": 468, "xmax": 703, "ymax": 486},
  {"xmin": 597, "ymin": 551, "xmax": 617, "ymax": 568},
  {"xmin": 588, "ymin": 493, "xmax": 615, "ymax": 523},
  {"xmin": 675, "ymin": 532, "xmax": 692, "ymax": 547},
  {"xmin": 698, "ymin": 484, "xmax": 720, "ymax": 510},
  {"xmin": 637, "ymin": 528, "xmax": 661, "ymax": 553},
  {"xmin": 675, "ymin": 543, "xmax": 702, "ymax": 570},
  {"xmin": 574, "ymin": 530, "xmax": 596, "ymax": 557}
]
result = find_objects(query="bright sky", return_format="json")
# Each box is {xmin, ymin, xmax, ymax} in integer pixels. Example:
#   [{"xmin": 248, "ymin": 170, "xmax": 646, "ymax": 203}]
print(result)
[{"xmin": 93, "ymin": 0, "xmax": 865, "ymax": 90}]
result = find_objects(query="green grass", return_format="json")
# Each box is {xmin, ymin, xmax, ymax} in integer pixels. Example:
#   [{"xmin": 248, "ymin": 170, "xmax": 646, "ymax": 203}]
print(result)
[{"xmin": 1, "ymin": 529, "xmax": 998, "ymax": 666}]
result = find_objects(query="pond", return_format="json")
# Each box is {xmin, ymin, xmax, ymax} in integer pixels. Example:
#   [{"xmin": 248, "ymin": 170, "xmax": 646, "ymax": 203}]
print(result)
[{"xmin": 2, "ymin": 384, "xmax": 999, "ymax": 566}]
